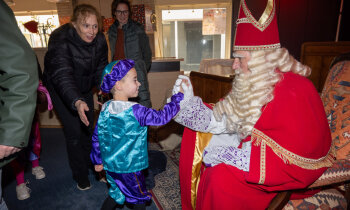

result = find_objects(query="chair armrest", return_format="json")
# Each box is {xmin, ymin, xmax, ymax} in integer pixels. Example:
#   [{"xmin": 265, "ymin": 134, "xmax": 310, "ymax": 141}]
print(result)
[{"xmin": 267, "ymin": 191, "xmax": 292, "ymax": 210}]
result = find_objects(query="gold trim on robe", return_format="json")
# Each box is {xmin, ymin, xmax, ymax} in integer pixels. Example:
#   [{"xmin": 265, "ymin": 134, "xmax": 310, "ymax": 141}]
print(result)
[
  {"xmin": 251, "ymin": 128, "xmax": 335, "ymax": 184},
  {"xmin": 191, "ymin": 132, "xmax": 212, "ymax": 209}
]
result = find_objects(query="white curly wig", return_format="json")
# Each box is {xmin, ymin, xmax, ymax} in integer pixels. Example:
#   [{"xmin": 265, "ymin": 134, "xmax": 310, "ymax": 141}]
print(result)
[{"xmin": 213, "ymin": 48, "xmax": 311, "ymax": 139}]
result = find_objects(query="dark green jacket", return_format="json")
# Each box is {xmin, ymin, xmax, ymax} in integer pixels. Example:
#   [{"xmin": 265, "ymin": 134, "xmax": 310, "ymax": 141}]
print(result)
[
  {"xmin": 108, "ymin": 20, "xmax": 152, "ymax": 107},
  {"xmin": 0, "ymin": 1, "xmax": 38, "ymax": 167}
]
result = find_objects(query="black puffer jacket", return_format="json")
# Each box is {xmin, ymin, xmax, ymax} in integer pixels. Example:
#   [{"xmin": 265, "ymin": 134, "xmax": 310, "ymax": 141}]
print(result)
[{"xmin": 44, "ymin": 23, "xmax": 108, "ymax": 109}]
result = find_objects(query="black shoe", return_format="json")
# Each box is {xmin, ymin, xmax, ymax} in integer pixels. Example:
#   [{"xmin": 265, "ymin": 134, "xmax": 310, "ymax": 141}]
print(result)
[
  {"xmin": 101, "ymin": 196, "xmax": 123, "ymax": 210},
  {"xmin": 77, "ymin": 180, "xmax": 91, "ymax": 191}
]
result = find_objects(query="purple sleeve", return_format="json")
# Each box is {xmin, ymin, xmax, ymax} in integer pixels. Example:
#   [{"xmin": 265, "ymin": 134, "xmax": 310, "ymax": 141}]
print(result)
[
  {"xmin": 133, "ymin": 92, "xmax": 184, "ymax": 126},
  {"xmin": 90, "ymin": 124, "xmax": 103, "ymax": 165}
]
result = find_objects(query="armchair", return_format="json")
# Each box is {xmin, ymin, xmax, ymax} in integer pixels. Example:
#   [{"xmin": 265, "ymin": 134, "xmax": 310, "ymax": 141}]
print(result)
[{"xmin": 269, "ymin": 52, "xmax": 350, "ymax": 210}]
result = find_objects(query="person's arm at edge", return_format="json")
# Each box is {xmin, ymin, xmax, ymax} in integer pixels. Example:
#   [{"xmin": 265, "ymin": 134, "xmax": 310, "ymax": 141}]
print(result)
[{"xmin": 0, "ymin": 1, "xmax": 38, "ymax": 161}]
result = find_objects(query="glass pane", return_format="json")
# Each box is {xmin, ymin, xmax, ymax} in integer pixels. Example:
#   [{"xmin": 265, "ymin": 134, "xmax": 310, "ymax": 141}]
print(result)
[
  {"xmin": 162, "ymin": 8, "xmax": 226, "ymax": 71},
  {"xmin": 162, "ymin": 21, "xmax": 175, "ymax": 58},
  {"xmin": 15, "ymin": 15, "xmax": 60, "ymax": 48}
]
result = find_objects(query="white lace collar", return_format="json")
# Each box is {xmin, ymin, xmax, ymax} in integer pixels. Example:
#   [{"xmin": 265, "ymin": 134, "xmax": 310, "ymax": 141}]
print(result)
[{"xmin": 101, "ymin": 100, "xmax": 138, "ymax": 115}]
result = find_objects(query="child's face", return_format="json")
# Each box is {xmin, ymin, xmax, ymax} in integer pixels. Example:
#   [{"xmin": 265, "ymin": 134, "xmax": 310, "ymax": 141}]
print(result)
[{"xmin": 119, "ymin": 68, "xmax": 140, "ymax": 98}]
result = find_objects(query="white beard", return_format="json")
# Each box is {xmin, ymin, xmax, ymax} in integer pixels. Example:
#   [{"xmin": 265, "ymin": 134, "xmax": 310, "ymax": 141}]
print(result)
[{"xmin": 213, "ymin": 63, "xmax": 280, "ymax": 139}]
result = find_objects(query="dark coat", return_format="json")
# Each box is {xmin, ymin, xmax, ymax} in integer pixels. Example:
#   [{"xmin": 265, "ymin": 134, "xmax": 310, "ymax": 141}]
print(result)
[
  {"xmin": 0, "ymin": 1, "xmax": 38, "ymax": 167},
  {"xmin": 44, "ymin": 23, "xmax": 108, "ymax": 110},
  {"xmin": 108, "ymin": 20, "xmax": 152, "ymax": 107}
]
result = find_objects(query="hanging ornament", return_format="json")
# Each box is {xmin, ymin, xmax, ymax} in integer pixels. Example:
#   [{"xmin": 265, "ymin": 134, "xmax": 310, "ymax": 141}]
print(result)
[{"xmin": 23, "ymin": 20, "xmax": 39, "ymax": 33}]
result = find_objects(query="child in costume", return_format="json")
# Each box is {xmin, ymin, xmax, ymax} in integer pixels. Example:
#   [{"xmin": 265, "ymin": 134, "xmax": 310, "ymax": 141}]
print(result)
[
  {"xmin": 10, "ymin": 81, "xmax": 53, "ymax": 200},
  {"xmin": 90, "ymin": 59, "xmax": 184, "ymax": 210}
]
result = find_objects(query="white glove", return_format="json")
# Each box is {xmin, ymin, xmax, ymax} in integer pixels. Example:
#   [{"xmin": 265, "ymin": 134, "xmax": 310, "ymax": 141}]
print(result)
[
  {"xmin": 167, "ymin": 76, "xmax": 183, "ymax": 103},
  {"xmin": 172, "ymin": 77, "xmax": 183, "ymax": 95},
  {"xmin": 179, "ymin": 75, "xmax": 194, "ymax": 100}
]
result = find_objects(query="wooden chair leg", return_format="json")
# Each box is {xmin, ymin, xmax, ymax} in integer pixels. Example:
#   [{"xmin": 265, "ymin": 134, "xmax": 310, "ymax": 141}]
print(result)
[
  {"xmin": 345, "ymin": 183, "xmax": 350, "ymax": 208},
  {"xmin": 267, "ymin": 191, "xmax": 292, "ymax": 210}
]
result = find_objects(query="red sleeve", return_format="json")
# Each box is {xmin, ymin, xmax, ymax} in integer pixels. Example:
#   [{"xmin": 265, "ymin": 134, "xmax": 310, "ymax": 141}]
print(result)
[{"xmin": 246, "ymin": 72, "xmax": 333, "ymax": 191}]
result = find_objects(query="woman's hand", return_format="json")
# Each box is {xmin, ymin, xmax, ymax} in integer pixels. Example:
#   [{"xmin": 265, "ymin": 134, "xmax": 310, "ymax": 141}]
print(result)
[
  {"xmin": 95, "ymin": 164, "xmax": 104, "ymax": 172},
  {"xmin": 75, "ymin": 100, "xmax": 90, "ymax": 126}
]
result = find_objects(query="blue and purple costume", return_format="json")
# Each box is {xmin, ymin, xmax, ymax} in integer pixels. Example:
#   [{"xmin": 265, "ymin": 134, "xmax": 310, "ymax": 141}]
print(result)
[{"xmin": 90, "ymin": 93, "xmax": 183, "ymax": 204}]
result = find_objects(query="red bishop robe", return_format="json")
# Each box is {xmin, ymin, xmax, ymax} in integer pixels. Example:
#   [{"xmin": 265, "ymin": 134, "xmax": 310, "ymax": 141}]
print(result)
[{"xmin": 179, "ymin": 72, "xmax": 334, "ymax": 210}]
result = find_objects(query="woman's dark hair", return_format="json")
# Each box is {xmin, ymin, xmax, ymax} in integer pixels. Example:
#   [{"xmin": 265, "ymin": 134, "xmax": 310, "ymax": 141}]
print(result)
[
  {"xmin": 71, "ymin": 4, "xmax": 102, "ymax": 31},
  {"xmin": 111, "ymin": 0, "xmax": 132, "ymax": 20}
]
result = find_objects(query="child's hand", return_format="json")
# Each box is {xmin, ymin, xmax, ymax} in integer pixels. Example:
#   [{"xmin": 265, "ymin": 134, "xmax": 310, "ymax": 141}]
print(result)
[{"xmin": 95, "ymin": 164, "xmax": 103, "ymax": 172}]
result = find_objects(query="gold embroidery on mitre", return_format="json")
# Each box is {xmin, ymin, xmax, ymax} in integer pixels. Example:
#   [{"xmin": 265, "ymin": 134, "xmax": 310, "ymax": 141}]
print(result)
[
  {"xmin": 236, "ymin": 17, "xmax": 250, "ymax": 24},
  {"xmin": 241, "ymin": 0, "xmax": 275, "ymax": 32},
  {"xmin": 233, "ymin": 43, "xmax": 281, "ymax": 51},
  {"xmin": 252, "ymin": 128, "xmax": 335, "ymax": 170}
]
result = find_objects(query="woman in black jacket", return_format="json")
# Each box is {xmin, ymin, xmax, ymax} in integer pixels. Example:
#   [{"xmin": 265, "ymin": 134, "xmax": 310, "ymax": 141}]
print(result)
[{"xmin": 43, "ymin": 4, "xmax": 108, "ymax": 190}]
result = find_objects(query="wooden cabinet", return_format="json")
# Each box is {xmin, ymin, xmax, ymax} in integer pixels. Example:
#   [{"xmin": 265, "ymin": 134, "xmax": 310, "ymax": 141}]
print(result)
[{"xmin": 301, "ymin": 41, "xmax": 350, "ymax": 92}]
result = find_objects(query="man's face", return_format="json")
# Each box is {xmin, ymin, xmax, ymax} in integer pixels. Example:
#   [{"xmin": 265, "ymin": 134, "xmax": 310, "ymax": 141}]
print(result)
[
  {"xmin": 232, "ymin": 51, "xmax": 251, "ymax": 74},
  {"xmin": 115, "ymin": 3, "xmax": 129, "ymax": 27}
]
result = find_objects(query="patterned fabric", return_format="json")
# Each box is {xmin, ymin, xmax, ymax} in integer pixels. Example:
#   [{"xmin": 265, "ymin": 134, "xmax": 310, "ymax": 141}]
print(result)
[
  {"xmin": 149, "ymin": 143, "xmax": 181, "ymax": 209},
  {"xmin": 174, "ymin": 96, "xmax": 213, "ymax": 132},
  {"xmin": 203, "ymin": 145, "xmax": 251, "ymax": 171},
  {"xmin": 321, "ymin": 61, "xmax": 350, "ymax": 160},
  {"xmin": 309, "ymin": 159, "xmax": 350, "ymax": 188},
  {"xmin": 103, "ymin": 18, "xmax": 114, "ymax": 33},
  {"xmin": 284, "ymin": 188, "xmax": 347, "ymax": 210},
  {"xmin": 131, "ymin": 5, "xmax": 145, "ymax": 28}
]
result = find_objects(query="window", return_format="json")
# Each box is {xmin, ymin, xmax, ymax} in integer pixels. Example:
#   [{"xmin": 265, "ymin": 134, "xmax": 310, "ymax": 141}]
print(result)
[
  {"xmin": 159, "ymin": 6, "xmax": 230, "ymax": 71},
  {"xmin": 15, "ymin": 14, "xmax": 59, "ymax": 48}
]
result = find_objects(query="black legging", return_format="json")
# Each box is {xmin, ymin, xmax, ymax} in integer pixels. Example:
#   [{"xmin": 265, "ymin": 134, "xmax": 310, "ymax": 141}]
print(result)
[
  {"xmin": 49, "ymin": 87, "xmax": 94, "ymax": 184},
  {"xmin": 101, "ymin": 196, "xmax": 145, "ymax": 210}
]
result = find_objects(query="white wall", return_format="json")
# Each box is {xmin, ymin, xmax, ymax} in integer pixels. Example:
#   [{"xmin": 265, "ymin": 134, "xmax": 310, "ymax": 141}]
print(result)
[
  {"xmin": 10, "ymin": 0, "xmax": 57, "ymax": 13},
  {"xmin": 76, "ymin": 0, "xmax": 113, "ymax": 18}
]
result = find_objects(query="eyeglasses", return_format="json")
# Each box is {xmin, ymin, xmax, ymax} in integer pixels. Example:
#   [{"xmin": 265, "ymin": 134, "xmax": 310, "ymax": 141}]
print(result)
[{"xmin": 116, "ymin": 10, "xmax": 129, "ymax": 15}]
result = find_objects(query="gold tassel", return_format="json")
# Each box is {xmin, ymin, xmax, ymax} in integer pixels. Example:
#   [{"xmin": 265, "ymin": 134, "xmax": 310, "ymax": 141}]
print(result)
[{"xmin": 252, "ymin": 128, "xmax": 335, "ymax": 170}]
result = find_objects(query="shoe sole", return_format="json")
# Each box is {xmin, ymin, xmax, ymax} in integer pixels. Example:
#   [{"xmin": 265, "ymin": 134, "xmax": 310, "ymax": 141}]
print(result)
[
  {"xmin": 17, "ymin": 195, "xmax": 30, "ymax": 200},
  {"xmin": 34, "ymin": 174, "xmax": 46, "ymax": 179},
  {"xmin": 77, "ymin": 184, "xmax": 92, "ymax": 191}
]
